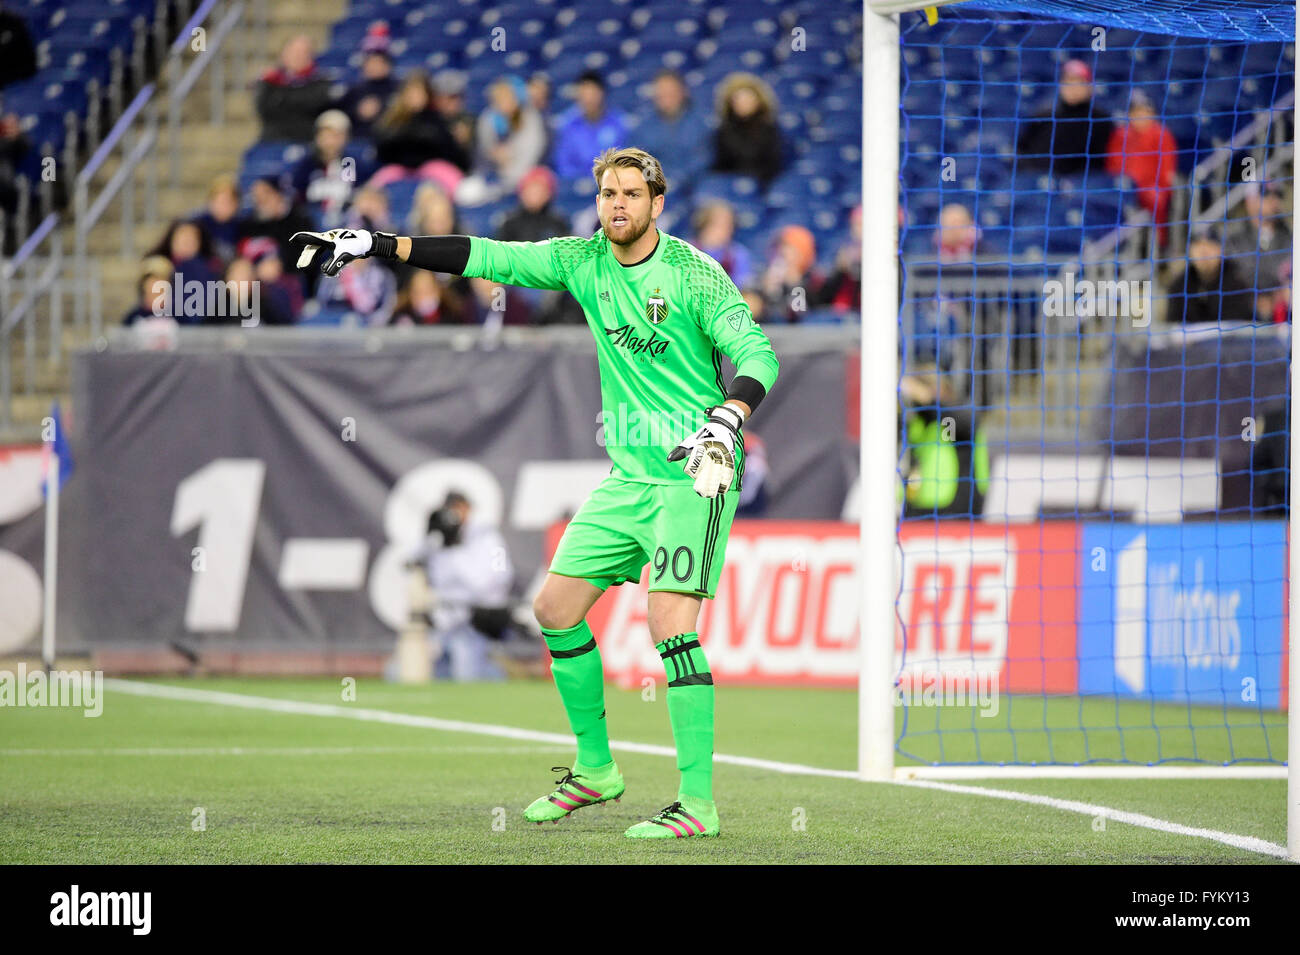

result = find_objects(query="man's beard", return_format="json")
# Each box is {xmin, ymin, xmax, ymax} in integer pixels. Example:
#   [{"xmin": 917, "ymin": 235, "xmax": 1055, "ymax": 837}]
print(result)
[{"xmin": 602, "ymin": 210, "xmax": 652, "ymax": 246}]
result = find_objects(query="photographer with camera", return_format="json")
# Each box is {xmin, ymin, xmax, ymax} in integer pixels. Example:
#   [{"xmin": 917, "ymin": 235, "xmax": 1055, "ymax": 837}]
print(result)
[{"xmin": 412, "ymin": 490, "xmax": 516, "ymax": 681}]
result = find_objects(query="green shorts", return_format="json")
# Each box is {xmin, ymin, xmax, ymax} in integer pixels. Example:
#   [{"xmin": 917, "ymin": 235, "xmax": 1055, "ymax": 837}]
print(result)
[{"xmin": 549, "ymin": 476, "xmax": 738, "ymax": 599}]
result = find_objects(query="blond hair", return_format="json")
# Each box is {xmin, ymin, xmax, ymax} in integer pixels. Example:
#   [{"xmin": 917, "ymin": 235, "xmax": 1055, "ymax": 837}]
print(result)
[
  {"xmin": 591, "ymin": 147, "xmax": 668, "ymax": 198},
  {"xmin": 715, "ymin": 71, "xmax": 778, "ymax": 123}
]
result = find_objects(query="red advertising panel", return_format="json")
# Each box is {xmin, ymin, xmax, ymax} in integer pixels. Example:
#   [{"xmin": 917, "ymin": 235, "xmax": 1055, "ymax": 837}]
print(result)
[{"xmin": 548, "ymin": 519, "xmax": 1081, "ymax": 690}]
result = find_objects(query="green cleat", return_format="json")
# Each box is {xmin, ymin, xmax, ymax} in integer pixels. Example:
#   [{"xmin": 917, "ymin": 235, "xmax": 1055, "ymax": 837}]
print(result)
[
  {"xmin": 624, "ymin": 797, "xmax": 720, "ymax": 839},
  {"xmin": 523, "ymin": 763, "xmax": 625, "ymax": 824}
]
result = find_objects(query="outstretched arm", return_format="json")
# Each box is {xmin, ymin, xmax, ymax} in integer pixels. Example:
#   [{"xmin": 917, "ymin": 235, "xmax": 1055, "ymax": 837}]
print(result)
[{"xmin": 290, "ymin": 229, "xmax": 568, "ymax": 290}]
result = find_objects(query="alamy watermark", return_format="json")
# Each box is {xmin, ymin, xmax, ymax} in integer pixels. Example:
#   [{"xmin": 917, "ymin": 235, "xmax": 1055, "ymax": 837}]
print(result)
[
  {"xmin": 1043, "ymin": 272, "xmax": 1151, "ymax": 326},
  {"xmin": 0, "ymin": 663, "xmax": 103, "ymax": 716},
  {"xmin": 151, "ymin": 274, "xmax": 262, "ymax": 327},
  {"xmin": 894, "ymin": 671, "xmax": 1000, "ymax": 717},
  {"xmin": 596, "ymin": 403, "xmax": 705, "ymax": 448}
]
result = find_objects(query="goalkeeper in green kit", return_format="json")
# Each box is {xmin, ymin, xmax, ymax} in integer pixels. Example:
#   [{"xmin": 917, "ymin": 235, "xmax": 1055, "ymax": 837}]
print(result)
[{"xmin": 291, "ymin": 147, "xmax": 779, "ymax": 839}]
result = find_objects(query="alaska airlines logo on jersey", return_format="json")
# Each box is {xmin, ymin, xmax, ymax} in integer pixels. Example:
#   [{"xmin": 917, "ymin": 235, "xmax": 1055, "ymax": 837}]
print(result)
[
  {"xmin": 646, "ymin": 288, "xmax": 668, "ymax": 325},
  {"xmin": 605, "ymin": 323, "xmax": 670, "ymax": 359}
]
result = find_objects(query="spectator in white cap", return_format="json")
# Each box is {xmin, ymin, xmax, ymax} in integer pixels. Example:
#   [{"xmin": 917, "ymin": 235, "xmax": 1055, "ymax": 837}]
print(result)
[
  {"xmin": 290, "ymin": 110, "xmax": 362, "ymax": 229},
  {"xmin": 432, "ymin": 69, "xmax": 476, "ymax": 166}
]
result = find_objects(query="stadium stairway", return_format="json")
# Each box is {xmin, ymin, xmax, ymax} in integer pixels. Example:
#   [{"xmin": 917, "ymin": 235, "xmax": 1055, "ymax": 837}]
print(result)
[{"xmin": 3, "ymin": 0, "xmax": 346, "ymax": 442}]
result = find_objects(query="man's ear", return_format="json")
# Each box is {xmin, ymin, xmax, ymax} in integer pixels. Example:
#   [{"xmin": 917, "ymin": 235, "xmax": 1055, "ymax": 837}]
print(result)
[{"xmin": 652, "ymin": 193, "xmax": 665, "ymax": 219}]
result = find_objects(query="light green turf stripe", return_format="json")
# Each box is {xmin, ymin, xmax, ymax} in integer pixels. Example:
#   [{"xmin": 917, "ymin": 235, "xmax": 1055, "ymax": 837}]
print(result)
[{"xmin": 101, "ymin": 679, "xmax": 1288, "ymax": 860}]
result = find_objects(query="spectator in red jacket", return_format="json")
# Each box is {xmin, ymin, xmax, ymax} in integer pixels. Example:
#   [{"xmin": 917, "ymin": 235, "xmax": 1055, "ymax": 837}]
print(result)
[
  {"xmin": 255, "ymin": 35, "xmax": 333, "ymax": 142},
  {"xmin": 816, "ymin": 204, "xmax": 862, "ymax": 313},
  {"xmin": 1106, "ymin": 91, "xmax": 1177, "ymax": 247}
]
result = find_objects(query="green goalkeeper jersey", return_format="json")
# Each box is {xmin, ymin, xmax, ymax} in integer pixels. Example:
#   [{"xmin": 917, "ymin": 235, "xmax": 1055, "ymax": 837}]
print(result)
[{"xmin": 464, "ymin": 229, "xmax": 780, "ymax": 487}]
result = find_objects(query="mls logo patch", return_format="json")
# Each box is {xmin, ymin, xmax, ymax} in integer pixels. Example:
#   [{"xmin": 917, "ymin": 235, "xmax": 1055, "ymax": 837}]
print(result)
[
  {"xmin": 725, "ymin": 309, "xmax": 746, "ymax": 332},
  {"xmin": 646, "ymin": 288, "xmax": 668, "ymax": 325}
]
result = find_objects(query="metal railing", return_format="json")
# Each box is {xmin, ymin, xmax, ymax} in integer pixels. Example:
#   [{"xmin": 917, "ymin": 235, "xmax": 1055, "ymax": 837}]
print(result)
[
  {"xmin": 0, "ymin": 215, "xmax": 63, "ymax": 432},
  {"xmin": 73, "ymin": 83, "xmax": 160, "ymax": 340},
  {"xmin": 163, "ymin": 0, "xmax": 248, "ymax": 192},
  {"xmin": 72, "ymin": 0, "xmax": 251, "ymax": 337},
  {"xmin": 902, "ymin": 258, "xmax": 1112, "ymax": 440},
  {"xmin": 2, "ymin": 0, "xmax": 258, "ymax": 428}
]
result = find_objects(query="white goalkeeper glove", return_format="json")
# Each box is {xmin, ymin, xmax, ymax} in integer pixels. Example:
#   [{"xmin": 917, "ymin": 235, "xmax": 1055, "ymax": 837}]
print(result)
[
  {"xmin": 667, "ymin": 404, "xmax": 744, "ymax": 498},
  {"xmin": 289, "ymin": 228, "xmax": 377, "ymax": 276}
]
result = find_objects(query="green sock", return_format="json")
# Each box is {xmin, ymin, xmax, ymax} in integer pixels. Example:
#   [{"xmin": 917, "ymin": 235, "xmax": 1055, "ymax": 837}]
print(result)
[
  {"xmin": 542, "ymin": 620, "xmax": 611, "ymax": 771},
  {"xmin": 657, "ymin": 632, "xmax": 714, "ymax": 803}
]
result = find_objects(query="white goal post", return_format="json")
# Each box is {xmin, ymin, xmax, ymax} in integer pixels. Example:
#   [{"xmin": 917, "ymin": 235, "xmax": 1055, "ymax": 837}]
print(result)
[{"xmin": 856, "ymin": 0, "xmax": 1298, "ymax": 862}]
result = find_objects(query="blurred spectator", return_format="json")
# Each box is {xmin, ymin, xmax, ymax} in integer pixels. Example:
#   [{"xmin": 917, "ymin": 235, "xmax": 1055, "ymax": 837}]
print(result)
[
  {"xmin": 528, "ymin": 72, "xmax": 552, "ymax": 115},
  {"xmin": 406, "ymin": 182, "xmax": 475, "ymax": 311},
  {"xmin": 456, "ymin": 75, "xmax": 547, "ymax": 205},
  {"xmin": 122, "ymin": 256, "xmax": 175, "ymax": 326},
  {"xmin": 759, "ymin": 225, "xmax": 821, "ymax": 322},
  {"xmin": 255, "ymin": 35, "xmax": 333, "ymax": 143},
  {"xmin": 469, "ymin": 276, "xmax": 532, "ymax": 326},
  {"xmin": 241, "ymin": 236, "xmax": 303, "ymax": 322},
  {"xmin": 741, "ymin": 286, "xmax": 766, "ymax": 323},
  {"xmin": 335, "ymin": 24, "xmax": 397, "ymax": 139},
  {"xmin": 0, "ymin": 5, "xmax": 37, "ymax": 88},
  {"xmin": 496, "ymin": 167, "xmax": 582, "ymax": 324},
  {"xmin": 1272, "ymin": 260, "xmax": 1292, "ymax": 324},
  {"xmin": 0, "ymin": 110, "xmax": 29, "ymax": 228},
  {"xmin": 936, "ymin": 203, "xmax": 979, "ymax": 262},
  {"xmin": 390, "ymin": 269, "xmax": 468, "ymax": 325},
  {"xmin": 237, "ymin": 175, "xmax": 316, "ymax": 280},
  {"xmin": 347, "ymin": 184, "xmax": 395, "ymax": 234},
  {"xmin": 911, "ymin": 293, "xmax": 964, "ymax": 369},
  {"xmin": 1165, "ymin": 223, "xmax": 1256, "ymax": 324},
  {"xmin": 209, "ymin": 256, "xmax": 289, "ymax": 326},
  {"xmin": 1226, "ymin": 183, "xmax": 1292, "ymax": 317},
  {"xmin": 1017, "ymin": 59, "xmax": 1113, "ymax": 177},
  {"xmin": 711, "ymin": 72, "xmax": 782, "ymax": 184},
  {"xmin": 314, "ymin": 255, "xmax": 397, "ymax": 325},
  {"xmin": 369, "ymin": 71, "xmax": 468, "ymax": 193},
  {"xmin": 192, "ymin": 174, "xmax": 242, "ymax": 262},
  {"xmin": 551, "ymin": 70, "xmax": 628, "ymax": 181},
  {"xmin": 637, "ymin": 69, "xmax": 710, "ymax": 181},
  {"xmin": 343, "ymin": 184, "xmax": 405, "ymax": 286},
  {"xmin": 817, "ymin": 204, "xmax": 862, "ymax": 313},
  {"xmin": 1106, "ymin": 91, "xmax": 1177, "ymax": 246},
  {"xmin": 497, "ymin": 167, "xmax": 567, "ymax": 242},
  {"xmin": 431, "ymin": 69, "xmax": 476, "ymax": 166},
  {"xmin": 692, "ymin": 200, "xmax": 753, "ymax": 288},
  {"xmin": 527, "ymin": 72, "xmax": 555, "ymax": 163},
  {"xmin": 900, "ymin": 370, "xmax": 988, "ymax": 518},
  {"xmin": 408, "ymin": 181, "xmax": 459, "ymax": 235},
  {"xmin": 149, "ymin": 219, "xmax": 223, "ymax": 290},
  {"xmin": 290, "ymin": 110, "xmax": 358, "ymax": 229}
]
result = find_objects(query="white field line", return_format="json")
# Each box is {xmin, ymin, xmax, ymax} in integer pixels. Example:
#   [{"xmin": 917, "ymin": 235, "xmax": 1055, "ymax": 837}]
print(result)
[
  {"xmin": 901, "ymin": 778, "xmax": 1288, "ymax": 860},
  {"xmin": 103, "ymin": 679, "xmax": 1287, "ymax": 860},
  {"xmin": 0, "ymin": 745, "xmax": 568, "ymax": 757},
  {"xmin": 897, "ymin": 765, "xmax": 1287, "ymax": 780}
]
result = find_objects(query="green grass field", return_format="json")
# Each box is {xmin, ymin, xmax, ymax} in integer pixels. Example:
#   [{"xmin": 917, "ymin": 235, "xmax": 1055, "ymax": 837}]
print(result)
[{"xmin": 0, "ymin": 676, "xmax": 1289, "ymax": 864}]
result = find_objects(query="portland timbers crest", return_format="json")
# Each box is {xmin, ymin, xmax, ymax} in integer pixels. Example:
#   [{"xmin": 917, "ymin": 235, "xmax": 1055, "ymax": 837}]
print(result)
[{"xmin": 645, "ymin": 288, "xmax": 668, "ymax": 325}]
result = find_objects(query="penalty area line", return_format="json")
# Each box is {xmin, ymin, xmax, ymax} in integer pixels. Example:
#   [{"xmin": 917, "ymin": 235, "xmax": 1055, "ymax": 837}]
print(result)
[{"xmin": 103, "ymin": 679, "xmax": 1287, "ymax": 860}]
